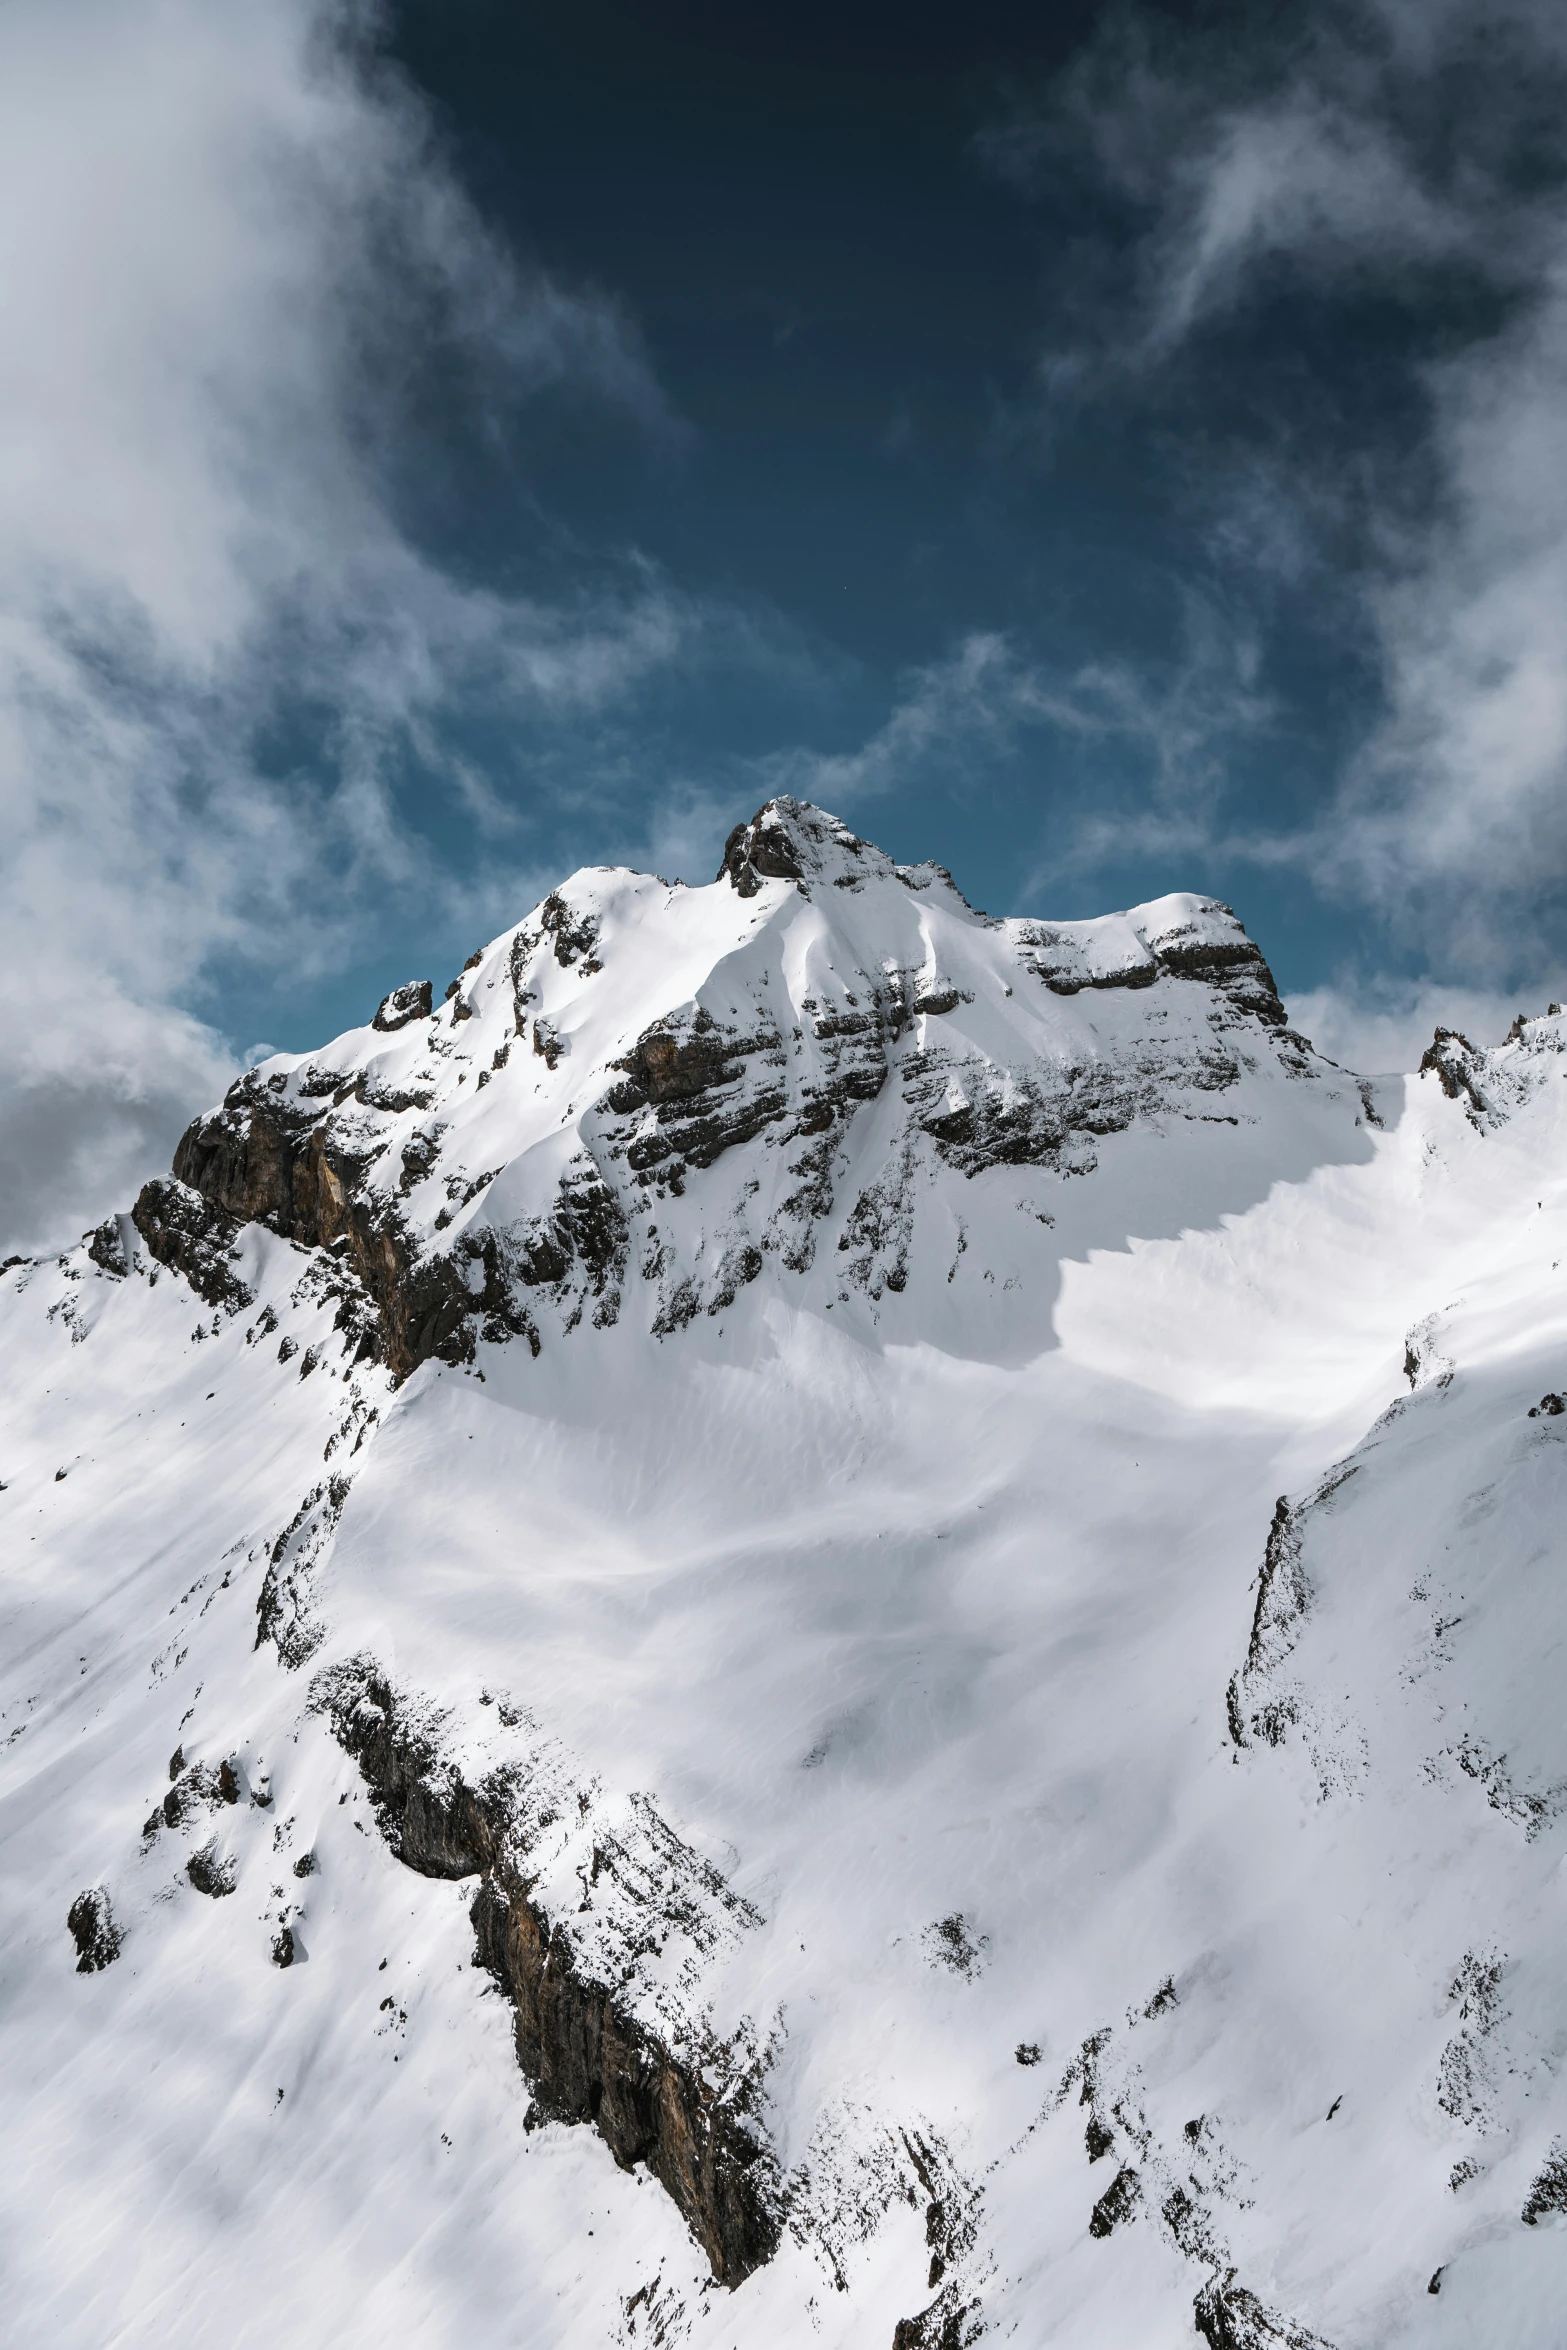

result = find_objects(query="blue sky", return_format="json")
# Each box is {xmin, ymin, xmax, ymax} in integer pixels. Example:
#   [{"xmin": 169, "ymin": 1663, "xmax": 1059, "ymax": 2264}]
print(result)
[{"xmin": 5, "ymin": 0, "xmax": 1567, "ymax": 1247}]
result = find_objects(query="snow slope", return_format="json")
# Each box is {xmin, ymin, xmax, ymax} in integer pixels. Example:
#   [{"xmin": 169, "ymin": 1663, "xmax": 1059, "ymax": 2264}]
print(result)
[{"xmin": 4, "ymin": 800, "xmax": 1567, "ymax": 2348}]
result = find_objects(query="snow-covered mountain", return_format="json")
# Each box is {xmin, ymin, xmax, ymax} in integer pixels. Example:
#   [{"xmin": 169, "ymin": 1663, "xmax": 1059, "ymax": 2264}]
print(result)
[{"xmin": 5, "ymin": 797, "xmax": 1567, "ymax": 2348}]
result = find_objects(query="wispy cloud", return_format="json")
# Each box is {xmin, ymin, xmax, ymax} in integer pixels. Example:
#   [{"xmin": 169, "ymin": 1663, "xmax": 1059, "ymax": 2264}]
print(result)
[
  {"xmin": 761, "ymin": 615, "xmax": 1278, "ymax": 845},
  {"xmin": 752, "ymin": 610, "xmax": 1273, "ymax": 897},
  {"xmin": 0, "ymin": 0, "xmax": 691, "ymax": 1252},
  {"xmin": 1285, "ymin": 972, "xmax": 1561, "ymax": 1077},
  {"xmin": 980, "ymin": 0, "xmax": 1567, "ymax": 982}
]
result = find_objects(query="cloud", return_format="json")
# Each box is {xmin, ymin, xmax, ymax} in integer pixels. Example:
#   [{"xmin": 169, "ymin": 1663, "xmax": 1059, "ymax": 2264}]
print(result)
[
  {"xmin": 1331, "ymin": 271, "xmax": 1567, "ymax": 967},
  {"xmin": 982, "ymin": 0, "xmax": 1567, "ymax": 979},
  {"xmin": 1285, "ymin": 973, "xmax": 1560, "ymax": 1077},
  {"xmin": 757, "ymin": 634, "xmax": 1032, "ymax": 804},
  {"xmin": 751, "ymin": 614, "xmax": 1272, "ymax": 892},
  {"xmin": 994, "ymin": 14, "xmax": 1493, "ymax": 351},
  {"xmin": 0, "ymin": 0, "xmax": 689, "ymax": 1254}
]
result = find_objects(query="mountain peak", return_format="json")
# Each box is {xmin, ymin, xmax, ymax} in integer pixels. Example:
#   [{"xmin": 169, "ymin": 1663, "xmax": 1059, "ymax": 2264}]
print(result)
[
  {"xmin": 717, "ymin": 795, "xmax": 890, "ymax": 896},
  {"xmin": 716, "ymin": 794, "xmax": 977, "ymax": 910},
  {"xmin": 114, "ymin": 800, "xmax": 1352, "ymax": 1399}
]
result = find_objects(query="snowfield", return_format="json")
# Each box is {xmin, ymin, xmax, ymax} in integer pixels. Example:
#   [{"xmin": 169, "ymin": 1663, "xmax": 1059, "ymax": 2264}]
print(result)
[{"xmin": 4, "ymin": 799, "xmax": 1567, "ymax": 2348}]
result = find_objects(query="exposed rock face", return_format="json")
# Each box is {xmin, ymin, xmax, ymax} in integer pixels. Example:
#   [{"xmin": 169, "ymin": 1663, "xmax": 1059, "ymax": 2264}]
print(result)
[
  {"xmin": 537, "ymin": 890, "xmax": 603, "ymax": 973},
  {"xmin": 256, "ymin": 1478, "xmax": 352, "ymax": 1665},
  {"xmin": 86, "ymin": 1213, "xmax": 135, "ymax": 1277},
  {"xmin": 66, "ymin": 1887, "xmax": 121, "ymax": 1973},
  {"xmin": 130, "ymin": 1177, "xmax": 253, "ymax": 1314},
  {"xmin": 1192, "ymin": 2272, "xmax": 1335, "ymax": 2349},
  {"xmin": 148, "ymin": 1078, "xmax": 531, "ymax": 1381},
  {"xmin": 372, "ymin": 980, "xmax": 433, "ymax": 1033},
  {"xmin": 187, "ymin": 1840, "xmax": 237, "ymax": 1898},
  {"xmin": 1419, "ymin": 1027, "xmax": 1488, "ymax": 1118},
  {"xmin": 162, "ymin": 1759, "xmax": 224, "ymax": 1827},
  {"xmin": 718, "ymin": 796, "xmax": 973, "ymax": 916},
  {"xmin": 600, "ymin": 1007, "xmax": 790, "ymax": 1192},
  {"xmin": 314, "ymin": 1660, "xmax": 782, "ymax": 2287},
  {"xmin": 1088, "ymin": 2164, "xmax": 1141, "ymax": 2237},
  {"xmin": 1015, "ymin": 905, "xmax": 1285, "ymax": 1025},
  {"xmin": 1414, "ymin": 1006, "xmax": 1567, "ymax": 1135},
  {"xmin": 890, "ymin": 2298, "xmax": 982, "ymax": 2349},
  {"xmin": 718, "ymin": 799, "xmax": 810, "ymax": 895},
  {"xmin": 884, "ymin": 2126, "xmax": 984, "ymax": 2347},
  {"xmin": 1227, "ymin": 1466, "xmax": 1358, "ymax": 1752},
  {"xmin": 1521, "ymin": 2139, "xmax": 1567, "ymax": 2225}
]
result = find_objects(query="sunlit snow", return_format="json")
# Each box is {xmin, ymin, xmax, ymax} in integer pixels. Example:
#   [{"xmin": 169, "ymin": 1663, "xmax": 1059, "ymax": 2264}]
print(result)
[{"xmin": 4, "ymin": 803, "xmax": 1566, "ymax": 2348}]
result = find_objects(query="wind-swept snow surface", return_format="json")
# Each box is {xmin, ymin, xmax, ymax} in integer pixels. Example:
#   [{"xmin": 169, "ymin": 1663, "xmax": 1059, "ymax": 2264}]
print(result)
[{"xmin": 4, "ymin": 801, "xmax": 1567, "ymax": 2347}]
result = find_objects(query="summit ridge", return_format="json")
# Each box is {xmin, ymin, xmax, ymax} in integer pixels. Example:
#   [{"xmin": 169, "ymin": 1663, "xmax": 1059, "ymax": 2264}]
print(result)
[{"xmin": 130, "ymin": 797, "xmax": 1340, "ymax": 1382}]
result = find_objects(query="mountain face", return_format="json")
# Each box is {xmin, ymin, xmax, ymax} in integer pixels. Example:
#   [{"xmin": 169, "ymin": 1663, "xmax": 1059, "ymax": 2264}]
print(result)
[
  {"xmin": 4, "ymin": 798, "xmax": 1567, "ymax": 2349},
  {"xmin": 137, "ymin": 795, "xmax": 1322, "ymax": 1392}
]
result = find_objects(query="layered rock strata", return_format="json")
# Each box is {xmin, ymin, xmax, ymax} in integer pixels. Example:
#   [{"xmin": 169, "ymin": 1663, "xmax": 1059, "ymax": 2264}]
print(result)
[{"xmin": 314, "ymin": 1661, "xmax": 782, "ymax": 2288}]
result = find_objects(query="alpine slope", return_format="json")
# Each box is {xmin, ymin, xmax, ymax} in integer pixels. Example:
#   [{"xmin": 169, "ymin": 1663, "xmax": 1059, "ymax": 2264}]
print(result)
[{"xmin": 4, "ymin": 796, "xmax": 1567, "ymax": 2350}]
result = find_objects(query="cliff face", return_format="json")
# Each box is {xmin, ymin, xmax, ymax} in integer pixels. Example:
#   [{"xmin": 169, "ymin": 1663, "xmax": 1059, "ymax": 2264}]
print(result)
[
  {"xmin": 318, "ymin": 1659, "xmax": 781, "ymax": 2286},
  {"xmin": 14, "ymin": 802, "xmax": 1567, "ymax": 2350}
]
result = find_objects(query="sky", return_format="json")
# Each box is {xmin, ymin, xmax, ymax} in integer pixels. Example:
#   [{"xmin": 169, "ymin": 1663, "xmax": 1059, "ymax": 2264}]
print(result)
[{"xmin": 6, "ymin": 0, "xmax": 1567, "ymax": 1251}]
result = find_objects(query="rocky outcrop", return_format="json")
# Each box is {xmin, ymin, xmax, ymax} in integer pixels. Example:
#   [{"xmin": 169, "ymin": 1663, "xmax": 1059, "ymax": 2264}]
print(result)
[
  {"xmin": 1419, "ymin": 1027, "xmax": 1490, "ymax": 1120},
  {"xmin": 601, "ymin": 1009, "xmax": 789, "ymax": 1187},
  {"xmin": 372, "ymin": 980, "xmax": 433, "ymax": 1033},
  {"xmin": 187, "ymin": 1840, "xmax": 237, "ymax": 1897},
  {"xmin": 717, "ymin": 795, "xmax": 942, "ymax": 905},
  {"xmin": 130, "ymin": 1176, "xmax": 253, "ymax": 1313},
  {"xmin": 901, "ymin": 1025, "xmax": 1244, "ymax": 1183},
  {"xmin": 86, "ymin": 1213, "xmax": 135, "ymax": 1277},
  {"xmin": 256, "ymin": 1477, "xmax": 352, "ymax": 1665},
  {"xmin": 1522, "ymin": 2139, "xmax": 1567, "ymax": 2225},
  {"xmin": 313, "ymin": 1661, "xmax": 782, "ymax": 2287},
  {"xmin": 1227, "ymin": 1467, "xmax": 1358, "ymax": 1751},
  {"xmin": 538, "ymin": 889, "xmax": 604, "ymax": 973},
  {"xmin": 1088, "ymin": 2165, "xmax": 1141, "ymax": 2237},
  {"xmin": 66, "ymin": 1887, "xmax": 121, "ymax": 1973},
  {"xmin": 1013, "ymin": 906, "xmax": 1285, "ymax": 1024},
  {"xmin": 1410, "ymin": 1005, "xmax": 1567, "ymax": 1133},
  {"xmin": 1192, "ymin": 2273, "xmax": 1335, "ymax": 2349},
  {"xmin": 883, "ymin": 2127, "xmax": 984, "ymax": 2349},
  {"xmin": 718, "ymin": 800, "xmax": 810, "ymax": 896},
  {"xmin": 149, "ymin": 1077, "xmax": 534, "ymax": 1381},
  {"xmin": 171, "ymin": 1076, "xmax": 364, "ymax": 1237},
  {"xmin": 157, "ymin": 1755, "xmax": 232, "ymax": 1829},
  {"xmin": 890, "ymin": 2297, "xmax": 982, "ymax": 2349}
]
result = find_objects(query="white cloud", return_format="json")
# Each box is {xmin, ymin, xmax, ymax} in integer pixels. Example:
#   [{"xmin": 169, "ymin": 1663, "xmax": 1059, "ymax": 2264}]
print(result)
[
  {"xmin": 0, "ymin": 0, "xmax": 688, "ymax": 1253},
  {"xmin": 1285, "ymin": 973, "xmax": 1561, "ymax": 1077},
  {"xmin": 1331, "ymin": 272, "xmax": 1567, "ymax": 964},
  {"xmin": 1148, "ymin": 93, "xmax": 1469, "ymax": 350}
]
